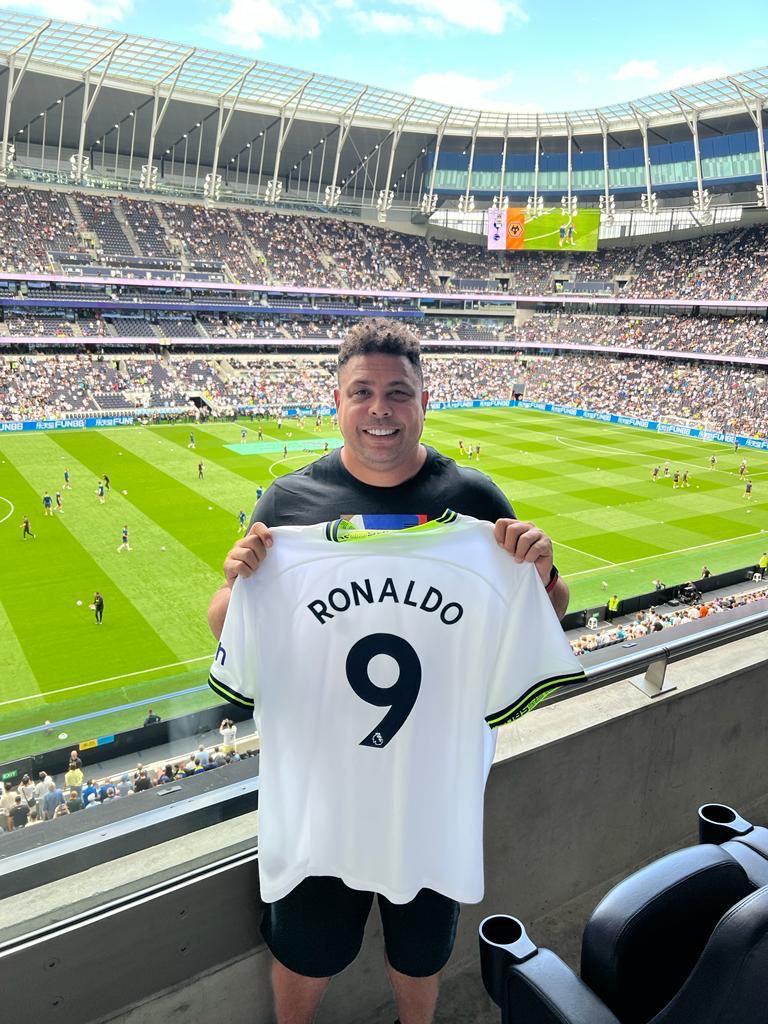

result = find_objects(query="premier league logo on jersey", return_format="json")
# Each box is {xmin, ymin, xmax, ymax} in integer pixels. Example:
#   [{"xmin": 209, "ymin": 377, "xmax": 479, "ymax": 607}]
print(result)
[{"xmin": 372, "ymin": 732, "xmax": 384, "ymax": 747}]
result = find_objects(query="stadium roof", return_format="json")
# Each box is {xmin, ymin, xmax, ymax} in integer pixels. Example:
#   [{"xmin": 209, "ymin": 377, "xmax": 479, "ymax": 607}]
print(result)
[{"xmin": 2, "ymin": 12, "xmax": 768, "ymax": 137}]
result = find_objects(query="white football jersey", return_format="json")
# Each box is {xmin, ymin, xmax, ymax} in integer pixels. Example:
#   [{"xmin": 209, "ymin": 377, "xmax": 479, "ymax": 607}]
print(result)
[{"xmin": 209, "ymin": 512, "xmax": 585, "ymax": 904}]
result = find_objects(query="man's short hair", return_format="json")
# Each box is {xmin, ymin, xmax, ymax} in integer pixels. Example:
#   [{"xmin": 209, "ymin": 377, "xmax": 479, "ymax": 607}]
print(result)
[{"xmin": 337, "ymin": 319, "xmax": 423, "ymax": 382}]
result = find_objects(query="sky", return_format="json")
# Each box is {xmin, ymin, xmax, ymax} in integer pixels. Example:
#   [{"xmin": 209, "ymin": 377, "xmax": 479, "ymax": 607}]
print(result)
[{"xmin": 1, "ymin": 0, "xmax": 767, "ymax": 112}]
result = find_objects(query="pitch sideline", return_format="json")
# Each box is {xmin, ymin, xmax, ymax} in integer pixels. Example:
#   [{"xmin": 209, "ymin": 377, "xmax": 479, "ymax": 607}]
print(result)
[{"xmin": 0, "ymin": 654, "xmax": 212, "ymax": 709}]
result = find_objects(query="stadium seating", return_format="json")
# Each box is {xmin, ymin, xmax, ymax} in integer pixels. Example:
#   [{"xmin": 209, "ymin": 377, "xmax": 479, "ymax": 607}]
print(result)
[
  {"xmin": 2, "ymin": 351, "xmax": 768, "ymax": 435},
  {"xmin": 4, "ymin": 184, "xmax": 768, "ymax": 299},
  {"xmin": 479, "ymin": 839, "xmax": 768, "ymax": 1024}
]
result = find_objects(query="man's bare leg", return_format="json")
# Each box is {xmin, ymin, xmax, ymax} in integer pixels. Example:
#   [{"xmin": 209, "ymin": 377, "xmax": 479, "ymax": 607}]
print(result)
[
  {"xmin": 386, "ymin": 959, "xmax": 441, "ymax": 1024},
  {"xmin": 272, "ymin": 959, "xmax": 331, "ymax": 1024}
]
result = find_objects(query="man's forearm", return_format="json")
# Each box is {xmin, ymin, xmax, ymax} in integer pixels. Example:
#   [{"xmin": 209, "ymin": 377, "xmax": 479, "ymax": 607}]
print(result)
[
  {"xmin": 208, "ymin": 584, "xmax": 232, "ymax": 640},
  {"xmin": 550, "ymin": 576, "xmax": 569, "ymax": 621}
]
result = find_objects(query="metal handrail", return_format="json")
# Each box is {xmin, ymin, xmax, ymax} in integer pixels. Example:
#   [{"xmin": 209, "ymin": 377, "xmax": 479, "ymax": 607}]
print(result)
[{"xmin": 580, "ymin": 605, "xmax": 768, "ymax": 694}]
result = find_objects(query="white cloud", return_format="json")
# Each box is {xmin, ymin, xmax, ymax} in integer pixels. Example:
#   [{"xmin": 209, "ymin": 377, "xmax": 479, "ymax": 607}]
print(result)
[
  {"xmin": 396, "ymin": 0, "xmax": 527, "ymax": 33},
  {"xmin": 351, "ymin": 9, "xmax": 414, "ymax": 32},
  {"xmin": 409, "ymin": 70, "xmax": 540, "ymax": 112},
  {"xmin": 0, "ymin": 0, "xmax": 133, "ymax": 24},
  {"xmin": 664, "ymin": 63, "xmax": 729, "ymax": 90},
  {"xmin": 611, "ymin": 59, "xmax": 730, "ymax": 95},
  {"xmin": 612, "ymin": 59, "xmax": 659, "ymax": 82},
  {"xmin": 214, "ymin": 0, "xmax": 322, "ymax": 49}
]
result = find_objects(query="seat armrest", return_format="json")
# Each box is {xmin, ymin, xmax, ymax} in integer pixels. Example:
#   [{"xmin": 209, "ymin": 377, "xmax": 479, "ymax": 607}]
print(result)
[{"xmin": 501, "ymin": 948, "xmax": 622, "ymax": 1024}]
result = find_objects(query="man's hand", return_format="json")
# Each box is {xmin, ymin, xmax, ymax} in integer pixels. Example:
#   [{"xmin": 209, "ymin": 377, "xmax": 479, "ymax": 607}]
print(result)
[
  {"xmin": 223, "ymin": 522, "xmax": 273, "ymax": 585},
  {"xmin": 494, "ymin": 518, "xmax": 553, "ymax": 584},
  {"xmin": 209, "ymin": 523, "xmax": 273, "ymax": 639},
  {"xmin": 494, "ymin": 518, "xmax": 569, "ymax": 620}
]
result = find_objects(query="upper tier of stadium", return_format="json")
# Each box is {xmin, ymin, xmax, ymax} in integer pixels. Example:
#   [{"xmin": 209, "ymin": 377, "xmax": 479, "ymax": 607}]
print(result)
[
  {"xmin": 2, "ymin": 183, "xmax": 768, "ymax": 301},
  {"xmin": 2, "ymin": 12, "xmax": 768, "ymax": 216}
]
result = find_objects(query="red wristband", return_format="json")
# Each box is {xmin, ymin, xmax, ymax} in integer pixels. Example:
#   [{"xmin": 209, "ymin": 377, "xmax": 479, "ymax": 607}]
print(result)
[{"xmin": 545, "ymin": 566, "xmax": 559, "ymax": 593}]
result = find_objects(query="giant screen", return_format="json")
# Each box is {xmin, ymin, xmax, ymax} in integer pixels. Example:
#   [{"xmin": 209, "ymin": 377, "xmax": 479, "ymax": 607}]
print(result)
[{"xmin": 487, "ymin": 206, "xmax": 600, "ymax": 251}]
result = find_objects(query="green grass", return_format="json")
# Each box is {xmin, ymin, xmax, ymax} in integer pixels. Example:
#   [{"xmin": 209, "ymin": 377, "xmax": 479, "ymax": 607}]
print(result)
[
  {"xmin": 1, "ymin": 408, "xmax": 766, "ymax": 763},
  {"xmin": 521, "ymin": 208, "xmax": 601, "ymax": 251}
]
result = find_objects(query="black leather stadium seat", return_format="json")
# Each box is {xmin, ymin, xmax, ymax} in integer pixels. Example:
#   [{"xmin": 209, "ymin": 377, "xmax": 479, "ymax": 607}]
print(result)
[{"xmin": 480, "ymin": 834, "xmax": 768, "ymax": 1024}]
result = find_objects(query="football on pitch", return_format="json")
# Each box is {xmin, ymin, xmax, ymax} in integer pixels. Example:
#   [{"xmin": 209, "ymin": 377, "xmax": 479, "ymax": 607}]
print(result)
[{"xmin": 122, "ymin": 489, "xmax": 128, "ymax": 495}]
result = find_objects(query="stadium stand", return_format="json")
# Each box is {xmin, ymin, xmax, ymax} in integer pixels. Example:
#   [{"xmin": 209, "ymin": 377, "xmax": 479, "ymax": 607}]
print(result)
[
  {"xmin": 4, "ymin": 184, "xmax": 768, "ymax": 299},
  {"xmin": 3, "ymin": 351, "xmax": 767, "ymax": 435}
]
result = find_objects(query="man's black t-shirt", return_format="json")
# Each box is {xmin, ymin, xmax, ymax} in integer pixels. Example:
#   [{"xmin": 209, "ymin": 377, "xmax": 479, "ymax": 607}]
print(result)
[{"xmin": 250, "ymin": 445, "xmax": 514, "ymax": 528}]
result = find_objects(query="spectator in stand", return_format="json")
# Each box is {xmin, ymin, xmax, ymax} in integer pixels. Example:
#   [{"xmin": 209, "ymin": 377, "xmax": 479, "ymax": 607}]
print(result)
[
  {"xmin": 9, "ymin": 796, "xmax": 30, "ymax": 829},
  {"xmin": 143, "ymin": 708, "xmax": 162, "ymax": 726},
  {"xmin": 116, "ymin": 774, "xmax": 133, "ymax": 798},
  {"xmin": 42, "ymin": 779, "xmax": 65, "ymax": 821},
  {"xmin": 81, "ymin": 779, "xmax": 98, "ymax": 807},
  {"xmin": 572, "ymin": 584, "xmax": 768, "ymax": 658},
  {"xmin": 66, "ymin": 789, "xmax": 83, "ymax": 814},
  {"xmin": 18, "ymin": 774, "xmax": 36, "ymax": 812},
  {"xmin": 219, "ymin": 718, "xmax": 237, "ymax": 754},
  {"xmin": 34, "ymin": 771, "xmax": 49, "ymax": 807},
  {"xmin": 65, "ymin": 760, "xmax": 84, "ymax": 795},
  {"xmin": 1, "ymin": 782, "xmax": 18, "ymax": 830}
]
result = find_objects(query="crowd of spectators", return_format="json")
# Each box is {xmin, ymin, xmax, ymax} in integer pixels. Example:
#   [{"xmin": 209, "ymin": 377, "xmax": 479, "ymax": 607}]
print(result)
[
  {"xmin": 0, "ymin": 721, "xmax": 254, "ymax": 833},
  {"xmin": 572, "ymin": 584, "xmax": 768, "ymax": 657},
  {"xmin": 6, "ymin": 183, "xmax": 768, "ymax": 301},
  {"xmin": 4, "ymin": 349, "xmax": 768, "ymax": 433},
  {"xmin": 7, "ymin": 307, "xmax": 768, "ymax": 361},
  {"xmin": 519, "ymin": 353, "xmax": 768, "ymax": 436},
  {"xmin": 516, "ymin": 313, "xmax": 768, "ymax": 358}
]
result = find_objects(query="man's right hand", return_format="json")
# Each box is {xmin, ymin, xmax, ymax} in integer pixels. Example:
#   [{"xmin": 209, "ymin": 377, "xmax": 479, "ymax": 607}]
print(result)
[
  {"xmin": 209, "ymin": 523, "xmax": 273, "ymax": 639},
  {"xmin": 223, "ymin": 522, "xmax": 273, "ymax": 586}
]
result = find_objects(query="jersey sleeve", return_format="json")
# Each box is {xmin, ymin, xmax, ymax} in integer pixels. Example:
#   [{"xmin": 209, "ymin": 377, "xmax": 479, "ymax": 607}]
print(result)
[
  {"xmin": 207, "ymin": 578, "xmax": 260, "ymax": 712},
  {"xmin": 485, "ymin": 561, "xmax": 586, "ymax": 729}
]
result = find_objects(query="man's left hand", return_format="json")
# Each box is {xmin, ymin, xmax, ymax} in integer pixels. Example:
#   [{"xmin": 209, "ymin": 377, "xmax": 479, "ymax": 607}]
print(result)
[{"xmin": 494, "ymin": 518, "xmax": 553, "ymax": 585}]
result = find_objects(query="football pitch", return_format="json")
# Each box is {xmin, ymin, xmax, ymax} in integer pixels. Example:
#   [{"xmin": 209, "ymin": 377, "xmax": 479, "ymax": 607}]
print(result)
[{"xmin": 1, "ymin": 407, "xmax": 766, "ymax": 763}]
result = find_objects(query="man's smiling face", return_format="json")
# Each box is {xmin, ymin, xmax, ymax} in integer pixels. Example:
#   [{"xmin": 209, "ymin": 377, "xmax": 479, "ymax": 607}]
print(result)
[{"xmin": 334, "ymin": 353, "xmax": 429, "ymax": 486}]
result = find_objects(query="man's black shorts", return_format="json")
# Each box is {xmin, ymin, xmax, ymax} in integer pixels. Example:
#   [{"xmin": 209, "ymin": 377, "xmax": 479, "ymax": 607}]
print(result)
[{"xmin": 261, "ymin": 875, "xmax": 460, "ymax": 978}]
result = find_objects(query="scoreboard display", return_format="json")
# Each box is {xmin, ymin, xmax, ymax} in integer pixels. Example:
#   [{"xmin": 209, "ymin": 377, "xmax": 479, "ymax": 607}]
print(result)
[{"xmin": 487, "ymin": 207, "xmax": 600, "ymax": 252}]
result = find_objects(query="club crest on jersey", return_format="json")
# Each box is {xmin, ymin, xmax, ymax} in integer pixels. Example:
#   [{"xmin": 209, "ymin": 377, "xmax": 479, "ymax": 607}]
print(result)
[{"xmin": 306, "ymin": 576, "xmax": 464, "ymax": 626}]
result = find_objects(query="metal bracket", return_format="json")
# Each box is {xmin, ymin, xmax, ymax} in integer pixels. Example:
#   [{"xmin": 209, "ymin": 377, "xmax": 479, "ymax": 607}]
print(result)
[{"xmin": 629, "ymin": 653, "xmax": 675, "ymax": 698}]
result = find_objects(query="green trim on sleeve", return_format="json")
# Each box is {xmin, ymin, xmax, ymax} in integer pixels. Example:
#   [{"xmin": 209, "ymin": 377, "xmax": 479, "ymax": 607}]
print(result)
[
  {"xmin": 208, "ymin": 672, "xmax": 255, "ymax": 711},
  {"xmin": 485, "ymin": 669, "xmax": 587, "ymax": 729}
]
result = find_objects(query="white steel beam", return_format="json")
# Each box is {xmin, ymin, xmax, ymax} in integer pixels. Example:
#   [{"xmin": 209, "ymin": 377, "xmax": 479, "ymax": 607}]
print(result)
[
  {"xmin": 1, "ymin": 20, "xmax": 51, "ymax": 170},
  {"xmin": 463, "ymin": 116, "xmax": 481, "ymax": 207},
  {"xmin": 145, "ymin": 51, "xmax": 195, "ymax": 180},
  {"xmin": 383, "ymin": 100, "xmax": 414, "ymax": 195},
  {"xmin": 209, "ymin": 60, "xmax": 259, "ymax": 188},
  {"xmin": 426, "ymin": 110, "xmax": 452, "ymax": 206},
  {"xmin": 630, "ymin": 103, "xmax": 654, "ymax": 208},
  {"xmin": 327, "ymin": 87, "xmax": 367, "ymax": 200},
  {"xmin": 597, "ymin": 112, "xmax": 610, "ymax": 208},
  {"xmin": 74, "ymin": 36, "xmax": 128, "ymax": 180},
  {"xmin": 729, "ymin": 77, "xmax": 768, "ymax": 205},
  {"xmin": 672, "ymin": 93, "xmax": 704, "ymax": 201},
  {"xmin": 497, "ymin": 116, "xmax": 509, "ymax": 207},
  {"xmin": 268, "ymin": 74, "xmax": 314, "ymax": 198}
]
